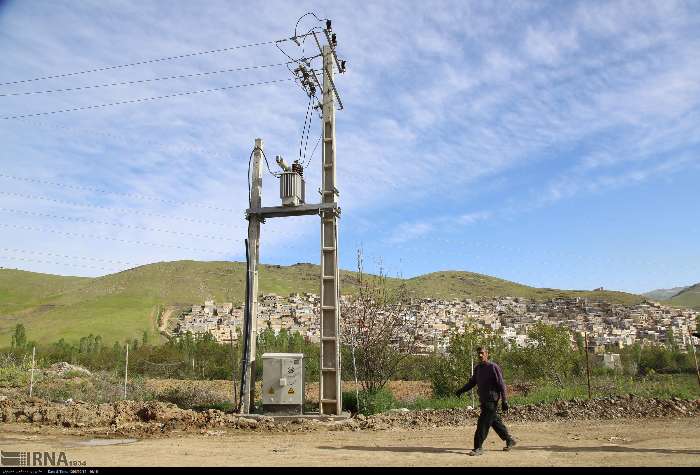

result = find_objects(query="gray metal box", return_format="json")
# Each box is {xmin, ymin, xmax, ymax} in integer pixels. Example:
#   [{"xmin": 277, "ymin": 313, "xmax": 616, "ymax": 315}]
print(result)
[
  {"xmin": 279, "ymin": 172, "xmax": 305, "ymax": 207},
  {"xmin": 262, "ymin": 352, "xmax": 304, "ymax": 415}
]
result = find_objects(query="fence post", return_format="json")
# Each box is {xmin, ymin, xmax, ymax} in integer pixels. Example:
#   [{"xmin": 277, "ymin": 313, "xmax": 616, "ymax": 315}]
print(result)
[
  {"xmin": 124, "ymin": 344, "xmax": 129, "ymax": 400},
  {"xmin": 690, "ymin": 336, "xmax": 700, "ymax": 389},
  {"xmin": 29, "ymin": 346, "xmax": 36, "ymax": 397},
  {"xmin": 584, "ymin": 332, "xmax": 592, "ymax": 400},
  {"xmin": 230, "ymin": 329, "xmax": 238, "ymax": 408}
]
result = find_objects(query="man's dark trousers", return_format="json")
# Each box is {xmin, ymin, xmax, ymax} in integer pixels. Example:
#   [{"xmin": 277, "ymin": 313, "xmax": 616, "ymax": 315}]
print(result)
[{"xmin": 474, "ymin": 401, "xmax": 510, "ymax": 449}]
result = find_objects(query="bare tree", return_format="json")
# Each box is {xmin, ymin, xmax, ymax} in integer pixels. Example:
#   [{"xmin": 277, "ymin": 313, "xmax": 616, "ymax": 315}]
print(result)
[{"xmin": 341, "ymin": 250, "xmax": 421, "ymax": 394}]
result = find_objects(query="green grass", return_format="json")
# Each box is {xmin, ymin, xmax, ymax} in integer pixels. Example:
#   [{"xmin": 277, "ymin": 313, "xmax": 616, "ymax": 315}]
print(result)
[
  {"xmin": 404, "ymin": 375, "xmax": 700, "ymax": 411},
  {"xmin": 1, "ymin": 261, "xmax": 651, "ymax": 346}
]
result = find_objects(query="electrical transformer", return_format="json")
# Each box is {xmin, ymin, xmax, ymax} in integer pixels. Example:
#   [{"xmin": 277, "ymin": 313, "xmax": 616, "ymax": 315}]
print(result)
[
  {"xmin": 276, "ymin": 156, "xmax": 306, "ymax": 207},
  {"xmin": 279, "ymin": 171, "xmax": 305, "ymax": 206},
  {"xmin": 262, "ymin": 352, "xmax": 304, "ymax": 415}
]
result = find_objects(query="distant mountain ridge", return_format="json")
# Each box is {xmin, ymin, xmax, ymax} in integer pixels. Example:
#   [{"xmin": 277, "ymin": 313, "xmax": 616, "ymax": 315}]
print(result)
[
  {"xmin": 643, "ymin": 286, "xmax": 690, "ymax": 301},
  {"xmin": 0, "ymin": 260, "xmax": 651, "ymax": 345},
  {"xmin": 665, "ymin": 283, "xmax": 700, "ymax": 311}
]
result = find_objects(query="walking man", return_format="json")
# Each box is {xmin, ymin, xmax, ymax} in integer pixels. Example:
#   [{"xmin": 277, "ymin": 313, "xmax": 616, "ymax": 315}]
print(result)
[{"xmin": 455, "ymin": 346, "xmax": 517, "ymax": 456}]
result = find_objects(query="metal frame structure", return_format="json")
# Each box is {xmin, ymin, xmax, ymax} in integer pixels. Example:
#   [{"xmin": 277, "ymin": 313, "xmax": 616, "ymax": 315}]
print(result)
[{"xmin": 241, "ymin": 43, "xmax": 342, "ymax": 415}]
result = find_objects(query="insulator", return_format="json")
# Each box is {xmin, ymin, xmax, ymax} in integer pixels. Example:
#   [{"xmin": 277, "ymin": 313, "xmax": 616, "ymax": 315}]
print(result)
[
  {"xmin": 331, "ymin": 33, "xmax": 337, "ymax": 46},
  {"xmin": 292, "ymin": 160, "xmax": 304, "ymax": 177},
  {"xmin": 326, "ymin": 19, "xmax": 332, "ymax": 31}
]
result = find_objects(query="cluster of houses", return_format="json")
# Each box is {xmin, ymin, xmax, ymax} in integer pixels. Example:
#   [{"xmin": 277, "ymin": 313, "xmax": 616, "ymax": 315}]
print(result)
[{"xmin": 173, "ymin": 294, "xmax": 699, "ymax": 359}]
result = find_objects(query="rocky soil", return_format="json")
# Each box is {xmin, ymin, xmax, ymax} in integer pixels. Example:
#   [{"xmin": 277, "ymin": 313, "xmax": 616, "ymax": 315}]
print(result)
[{"xmin": 1, "ymin": 395, "xmax": 697, "ymax": 438}]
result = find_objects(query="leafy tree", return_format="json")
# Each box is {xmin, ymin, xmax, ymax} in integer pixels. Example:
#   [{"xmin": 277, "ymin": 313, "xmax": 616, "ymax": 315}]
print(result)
[
  {"xmin": 341, "ymin": 251, "xmax": 420, "ymax": 394},
  {"xmin": 430, "ymin": 324, "xmax": 503, "ymax": 397},
  {"xmin": 506, "ymin": 322, "xmax": 577, "ymax": 385}
]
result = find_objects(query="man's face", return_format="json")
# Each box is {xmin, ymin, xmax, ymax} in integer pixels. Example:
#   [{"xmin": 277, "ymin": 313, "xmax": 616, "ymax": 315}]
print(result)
[{"xmin": 477, "ymin": 349, "xmax": 488, "ymax": 363}]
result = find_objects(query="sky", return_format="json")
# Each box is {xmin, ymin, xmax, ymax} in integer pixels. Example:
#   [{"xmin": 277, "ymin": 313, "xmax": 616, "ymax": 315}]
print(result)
[{"xmin": 0, "ymin": 0, "xmax": 698, "ymax": 294}]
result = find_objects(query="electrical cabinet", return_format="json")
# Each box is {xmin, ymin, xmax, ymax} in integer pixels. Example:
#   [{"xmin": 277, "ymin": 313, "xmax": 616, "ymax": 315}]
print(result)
[{"xmin": 262, "ymin": 352, "xmax": 304, "ymax": 415}]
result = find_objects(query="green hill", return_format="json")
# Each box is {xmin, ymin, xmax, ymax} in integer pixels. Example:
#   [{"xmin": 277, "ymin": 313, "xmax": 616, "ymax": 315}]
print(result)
[
  {"xmin": 643, "ymin": 286, "xmax": 690, "ymax": 301},
  {"xmin": 402, "ymin": 271, "xmax": 643, "ymax": 305},
  {"xmin": 666, "ymin": 283, "xmax": 700, "ymax": 311},
  {"xmin": 0, "ymin": 261, "xmax": 646, "ymax": 345}
]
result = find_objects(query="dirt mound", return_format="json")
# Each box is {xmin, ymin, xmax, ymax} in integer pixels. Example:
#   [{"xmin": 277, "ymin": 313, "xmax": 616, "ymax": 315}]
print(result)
[
  {"xmin": 1, "ymin": 395, "xmax": 698, "ymax": 438},
  {"xmin": 363, "ymin": 396, "xmax": 700, "ymax": 430}
]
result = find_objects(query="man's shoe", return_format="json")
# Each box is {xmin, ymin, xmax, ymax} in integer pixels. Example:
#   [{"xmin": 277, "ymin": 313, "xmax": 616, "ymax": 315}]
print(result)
[
  {"xmin": 503, "ymin": 438, "xmax": 517, "ymax": 451},
  {"xmin": 468, "ymin": 448, "xmax": 483, "ymax": 456}
]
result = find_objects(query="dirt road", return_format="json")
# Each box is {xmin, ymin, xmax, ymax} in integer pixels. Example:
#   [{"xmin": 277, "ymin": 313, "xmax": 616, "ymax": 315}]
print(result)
[{"xmin": 1, "ymin": 418, "xmax": 698, "ymax": 466}]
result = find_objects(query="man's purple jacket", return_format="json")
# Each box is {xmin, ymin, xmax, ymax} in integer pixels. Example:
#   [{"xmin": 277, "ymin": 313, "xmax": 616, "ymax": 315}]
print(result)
[{"xmin": 457, "ymin": 361, "xmax": 508, "ymax": 404}]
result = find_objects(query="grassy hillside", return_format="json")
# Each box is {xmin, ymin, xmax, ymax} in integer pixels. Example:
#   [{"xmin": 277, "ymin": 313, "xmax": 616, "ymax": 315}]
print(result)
[
  {"xmin": 0, "ymin": 261, "xmax": 647, "ymax": 346},
  {"xmin": 403, "ymin": 271, "xmax": 644, "ymax": 305},
  {"xmin": 666, "ymin": 284, "xmax": 700, "ymax": 311}
]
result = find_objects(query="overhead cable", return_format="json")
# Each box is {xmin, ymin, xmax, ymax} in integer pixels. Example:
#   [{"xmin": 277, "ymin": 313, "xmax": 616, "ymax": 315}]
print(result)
[
  {"xmin": 1, "ymin": 247, "xmax": 139, "ymax": 267},
  {"xmin": 0, "ymin": 173, "xmax": 237, "ymax": 213},
  {"xmin": 0, "ymin": 36, "xmax": 319, "ymax": 87},
  {"xmin": 2, "ymin": 77, "xmax": 295, "ymax": 120},
  {"xmin": 0, "ymin": 222, "xmax": 236, "ymax": 254},
  {"xmin": 0, "ymin": 254, "xmax": 122, "ymax": 272},
  {"xmin": 0, "ymin": 191, "xmax": 237, "ymax": 228},
  {"xmin": 0, "ymin": 207, "xmax": 238, "ymax": 242},
  {"xmin": 0, "ymin": 59, "xmax": 318, "ymax": 98}
]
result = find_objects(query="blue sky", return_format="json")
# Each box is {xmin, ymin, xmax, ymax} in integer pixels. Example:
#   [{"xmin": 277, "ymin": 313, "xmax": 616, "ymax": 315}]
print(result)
[{"xmin": 0, "ymin": 0, "xmax": 698, "ymax": 294}]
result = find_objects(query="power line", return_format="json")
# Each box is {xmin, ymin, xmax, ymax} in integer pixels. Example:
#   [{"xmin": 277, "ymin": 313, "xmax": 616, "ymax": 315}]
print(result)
[
  {"xmin": 304, "ymin": 133, "xmax": 323, "ymax": 169},
  {"xmin": 1, "ymin": 247, "xmax": 139, "ymax": 267},
  {"xmin": 0, "ymin": 254, "xmax": 122, "ymax": 272},
  {"xmin": 2, "ymin": 77, "xmax": 295, "ymax": 120},
  {"xmin": 0, "ymin": 190, "xmax": 238, "ymax": 228},
  {"xmin": 0, "ymin": 173, "xmax": 237, "ymax": 214},
  {"xmin": 0, "ymin": 222, "xmax": 237, "ymax": 254},
  {"xmin": 0, "ymin": 207, "xmax": 238, "ymax": 242},
  {"xmin": 0, "ymin": 58, "xmax": 320, "ymax": 98},
  {"xmin": 0, "ymin": 37, "xmax": 311, "ymax": 87},
  {"xmin": 298, "ymin": 95, "xmax": 313, "ymax": 162}
]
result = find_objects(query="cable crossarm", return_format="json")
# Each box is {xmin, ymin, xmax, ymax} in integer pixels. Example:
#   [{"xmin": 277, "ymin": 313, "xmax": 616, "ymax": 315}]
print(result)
[
  {"xmin": 2, "ymin": 77, "xmax": 295, "ymax": 120},
  {"xmin": 0, "ymin": 59, "xmax": 319, "ymax": 98},
  {"xmin": 0, "ymin": 37, "xmax": 298, "ymax": 87}
]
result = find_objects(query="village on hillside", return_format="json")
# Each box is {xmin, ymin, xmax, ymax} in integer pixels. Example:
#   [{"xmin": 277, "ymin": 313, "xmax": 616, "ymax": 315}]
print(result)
[{"xmin": 173, "ymin": 294, "xmax": 699, "ymax": 357}]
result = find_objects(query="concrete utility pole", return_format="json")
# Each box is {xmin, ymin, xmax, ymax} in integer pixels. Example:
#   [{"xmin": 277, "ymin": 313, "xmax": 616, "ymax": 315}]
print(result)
[
  {"xmin": 241, "ymin": 139, "xmax": 263, "ymax": 414},
  {"xmin": 319, "ymin": 44, "xmax": 341, "ymax": 415}
]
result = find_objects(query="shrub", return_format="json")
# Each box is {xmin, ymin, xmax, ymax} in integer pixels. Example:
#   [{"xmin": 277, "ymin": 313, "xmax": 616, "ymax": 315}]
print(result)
[
  {"xmin": 343, "ymin": 387, "xmax": 398, "ymax": 415},
  {"xmin": 156, "ymin": 383, "xmax": 223, "ymax": 409}
]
